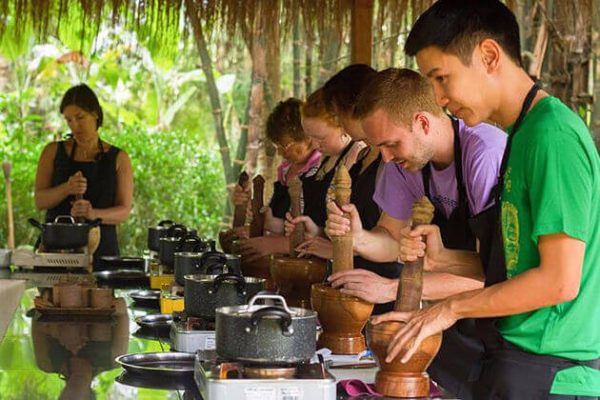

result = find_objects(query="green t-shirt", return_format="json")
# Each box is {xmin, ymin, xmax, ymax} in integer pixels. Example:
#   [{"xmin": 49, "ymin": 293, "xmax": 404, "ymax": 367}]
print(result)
[{"xmin": 498, "ymin": 96, "xmax": 600, "ymax": 396}]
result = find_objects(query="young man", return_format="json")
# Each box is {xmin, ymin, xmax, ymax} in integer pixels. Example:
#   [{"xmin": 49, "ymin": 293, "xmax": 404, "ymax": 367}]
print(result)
[
  {"xmin": 372, "ymin": 1, "xmax": 600, "ymax": 398},
  {"xmin": 325, "ymin": 67, "xmax": 507, "ymax": 398}
]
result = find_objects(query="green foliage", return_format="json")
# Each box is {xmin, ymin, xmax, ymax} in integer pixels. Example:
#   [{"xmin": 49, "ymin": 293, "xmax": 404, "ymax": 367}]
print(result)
[{"xmin": 0, "ymin": 27, "xmax": 230, "ymax": 254}]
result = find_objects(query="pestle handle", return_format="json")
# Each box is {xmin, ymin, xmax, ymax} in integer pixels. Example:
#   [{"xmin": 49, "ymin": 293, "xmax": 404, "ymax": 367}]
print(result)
[
  {"xmin": 331, "ymin": 165, "xmax": 353, "ymax": 274},
  {"xmin": 232, "ymin": 171, "xmax": 250, "ymax": 228},
  {"xmin": 394, "ymin": 196, "xmax": 435, "ymax": 312},
  {"xmin": 249, "ymin": 175, "xmax": 265, "ymax": 238},
  {"xmin": 288, "ymin": 175, "xmax": 304, "ymax": 256}
]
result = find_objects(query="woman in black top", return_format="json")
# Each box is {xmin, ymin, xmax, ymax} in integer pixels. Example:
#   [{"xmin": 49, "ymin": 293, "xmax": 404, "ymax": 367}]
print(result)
[
  {"xmin": 236, "ymin": 98, "xmax": 321, "ymax": 262},
  {"xmin": 34, "ymin": 84, "xmax": 133, "ymax": 268}
]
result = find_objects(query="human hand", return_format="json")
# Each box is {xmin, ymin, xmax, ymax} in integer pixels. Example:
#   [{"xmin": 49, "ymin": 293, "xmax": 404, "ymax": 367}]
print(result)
[
  {"xmin": 70, "ymin": 199, "xmax": 96, "ymax": 220},
  {"xmin": 328, "ymin": 269, "xmax": 397, "ymax": 304},
  {"xmin": 399, "ymin": 224, "xmax": 445, "ymax": 269},
  {"xmin": 66, "ymin": 171, "xmax": 87, "ymax": 196},
  {"xmin": 232, "ymin": 226, "xmax": 250, "ymax": 240},
  {"xmin": 294, "ymin": 236, "xmax": 332, "ymax": 259},
  {"xmin": 284, "ymin": 213, "xmax": 320, "ymax": 239},
  {"xmin": 370, "ymin": 300, "xmax": 457, "ymax": 363},
  {"xmin": 325, "ymin": 202, "xmax": 364, "ymax": 240},
  {"xmin": 238, "ymin": 236, "xmax": 274, "ymax": 262},
  {"xmin": 232, "ymin": 183, "xmax": 250, "ymax": 206}
]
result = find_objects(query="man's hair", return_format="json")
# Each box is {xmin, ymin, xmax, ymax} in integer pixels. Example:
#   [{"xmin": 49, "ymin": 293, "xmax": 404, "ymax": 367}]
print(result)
[
  {"xmin": 266, "ymin": 98, "xmax": 306, "ymax": 144},
  {"xmin": 405, "ymin": 0, "xmax": 522, "ymax": 67},
  {"xmin": 302, "ymin": 88, "xmax": 340, "ymax": 127},
  {"xmin": 354, "ymin": 68, "xmax": 443, "ymax": 125},
  {"xmin": 322, "ymin": 64, "xmax": 377, "ymax": 117}
]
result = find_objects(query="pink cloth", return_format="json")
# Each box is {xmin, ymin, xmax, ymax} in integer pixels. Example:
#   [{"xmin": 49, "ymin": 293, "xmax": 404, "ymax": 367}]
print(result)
[
  {"xmin": 277, "ymin": 149, "xmax": 321, "ymax": 185},
  {"xmin": 337, "ymin": 379, "xmax": 444, "ymax": 398}
]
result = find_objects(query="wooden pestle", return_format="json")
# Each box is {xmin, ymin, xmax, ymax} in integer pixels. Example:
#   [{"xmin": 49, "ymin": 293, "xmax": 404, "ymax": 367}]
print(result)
[
  {"xmin": 249, "ymin": 175, "xmax": 265, "ymax": 238},
  {"xmin": 232, "ymin": 171, "xmax": 250, "ymax": 228},
  {"xmin": 331, "ymin": 165, "xmax": 353, "ymax": 274},
  {"xmin": 2, "ymin": 161, "xmax": 15, "ymax": 250},
  {"xmin": 287, "ymin": 175, "xmax": 304, "ymax": 257},
  {"xmin": 394, "ymin": 196, "xmax": 435, "ymax": 312}
]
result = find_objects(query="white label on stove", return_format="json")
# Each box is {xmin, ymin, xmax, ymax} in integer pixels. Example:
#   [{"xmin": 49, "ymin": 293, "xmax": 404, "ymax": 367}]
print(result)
[
  {"xmin": 204, "ymin": 335, "xmax": 215, "ymax": 350},
  {"xmin": 279, "ymin": 387, "xmax": 303, "ymax": 400},
  {"xmin": 245, "ymin": 387, "xmax": 276, "ymax": 400}
]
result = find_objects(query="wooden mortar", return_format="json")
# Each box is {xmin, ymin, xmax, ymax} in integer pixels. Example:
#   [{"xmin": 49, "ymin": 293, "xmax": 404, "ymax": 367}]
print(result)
[
  {"xmin": 311, "ymin": 165, "xmax": 373, "ymax": 353},
  {"xmin": 367, "ymin": 196, "xmax": 442, "ymax": 398}
]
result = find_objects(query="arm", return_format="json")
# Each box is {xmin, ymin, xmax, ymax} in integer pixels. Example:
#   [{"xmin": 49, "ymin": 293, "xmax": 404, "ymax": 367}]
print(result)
[
  {"xmin": 325, "ymin": 201, "xmax": 407, "ymax": 262},
  {"xmin": 71, "ymin": 151, "xmax": 133, "ymax": 224},
  {"xmin": 373, "ymin": 233, "xmax": 584, "ymax": 363},
  {"xmin": 34, "ymin": 143, "xmax": 81, "ymax": 210},
  {"xmin": 263, "ymin": 208, "xmax": 285, "ymax": 235}
]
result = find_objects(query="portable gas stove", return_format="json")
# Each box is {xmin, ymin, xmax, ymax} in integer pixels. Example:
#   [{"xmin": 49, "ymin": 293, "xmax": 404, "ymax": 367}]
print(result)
[
  {"xmin": 170, "ymin": 315, "xmax": 216, "ymax": 358},
  {"xmin": 194, "ymin": 355, "xmax": 336, "ymax": 400},
  {"xmin": 10, "ymin": 247, "xmax": 92, "ymax": 287}
]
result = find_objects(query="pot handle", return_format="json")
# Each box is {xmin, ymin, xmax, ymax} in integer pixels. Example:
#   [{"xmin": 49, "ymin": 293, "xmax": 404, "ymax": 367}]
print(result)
[
  {"xmin": 88, "ymin": 218, "xmax": 102, "ymax": 227},
  {"xmin": 204, "ymin": 261, "xmax": 229, "ymax": 275},
  {"xmin": 158, "ymin": 219, "xmax": 174, "ymax": 227},
  {"xmin": 246, "ymin": 306, "xmax": 294, "ymax": 337},
  {"xmin": 247, "ymin": 293, "xmax": 294, "ymax": 315},
  {"xmin": 28, "ymin": 218, "xmax": 45, "ymax": 231},
  {"xmin": 53, "ymin": 215, "xmax": 76, "ymax": 224},
  {"xmin": 167, "ymin": 224, "xmax": 187, "ymax": 237},
  {"xmin": 210, "ymin": 273, "xmax": 246, "ymax": 295},
  {"xmin": 200, "ymin": 251, "xmax": 226, "ymax": 268}
]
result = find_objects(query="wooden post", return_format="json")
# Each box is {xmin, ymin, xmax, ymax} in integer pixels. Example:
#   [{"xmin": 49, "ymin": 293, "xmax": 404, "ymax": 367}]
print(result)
[
  {"xmin": 394, "ymin": 196, "xmax": 435, "ymax": 312},
  {"xmin": 351, "ymin": 0, "xmax": 374, "ymax": 65},
  {"xmin": 331, "ymin": 165, "xmax": 353, "ymax": 273}
]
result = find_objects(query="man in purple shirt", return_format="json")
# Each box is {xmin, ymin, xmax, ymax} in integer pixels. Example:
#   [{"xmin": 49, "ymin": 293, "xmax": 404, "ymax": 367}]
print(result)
[{"xmin": 325, "ymin": 68, "xmax": 507, "ymax": 399}]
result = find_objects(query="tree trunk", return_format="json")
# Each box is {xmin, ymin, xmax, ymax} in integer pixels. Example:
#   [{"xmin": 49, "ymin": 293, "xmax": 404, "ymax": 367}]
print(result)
[
  {"xmin": 592, "ymin": 0, "xmax": 600, "ymax": 147},
  {"xmin": 317, "ymin": 26, "xmax": 342, "ymax": 86},
  {"xmin": 185, "ymin": 0, "xmax": 234, "ymax": 187},
  {"xmin": 293, "ymin": 15, "xmax": 302, "ymax": 98},
  {"xmin": 305, "ymin": 31, "xmax": 314, "ymax": 95}
]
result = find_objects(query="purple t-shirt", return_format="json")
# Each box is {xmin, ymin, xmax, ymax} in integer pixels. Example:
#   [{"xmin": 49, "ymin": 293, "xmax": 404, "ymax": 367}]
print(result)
[{"xmin": 373, "ymin": 119, "xmax": 507, "ymax": 220}]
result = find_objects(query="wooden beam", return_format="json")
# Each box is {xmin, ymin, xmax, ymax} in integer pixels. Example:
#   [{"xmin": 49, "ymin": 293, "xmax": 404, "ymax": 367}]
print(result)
[{"xmin": 351, "ymin": 0, "xmax": 374, "ymax": 65}]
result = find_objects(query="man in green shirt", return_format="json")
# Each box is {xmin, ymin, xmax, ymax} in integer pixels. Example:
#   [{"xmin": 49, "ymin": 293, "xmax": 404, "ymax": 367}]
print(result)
[{"xmin": 371, "ymin": 0, "xmax": 600, "ymax": 398}]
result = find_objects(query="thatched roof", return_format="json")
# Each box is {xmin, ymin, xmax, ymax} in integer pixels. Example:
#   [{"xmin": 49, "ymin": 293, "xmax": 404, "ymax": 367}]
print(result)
[{"xmin": 0, "ymin": 0, "xmax": 442, "ymax": 51}]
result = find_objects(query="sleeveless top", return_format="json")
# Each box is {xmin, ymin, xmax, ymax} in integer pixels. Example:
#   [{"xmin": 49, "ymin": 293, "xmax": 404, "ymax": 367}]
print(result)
[{"xmin": 47, "ymin": 140, "xmax": 121, "ymax": 267}]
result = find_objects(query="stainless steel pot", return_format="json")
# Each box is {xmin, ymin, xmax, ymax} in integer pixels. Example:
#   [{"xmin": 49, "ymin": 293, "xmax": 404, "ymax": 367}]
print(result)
[
  {"xmin": 215, "ymin": 294, "xmax": 317, "ymax": 364},
  {"xmin": 184, "ymin": 273, "xmax": 264, "ymax": 320}
]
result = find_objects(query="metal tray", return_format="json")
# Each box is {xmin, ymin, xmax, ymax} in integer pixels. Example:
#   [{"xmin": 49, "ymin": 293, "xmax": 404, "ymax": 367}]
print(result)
[
  {"xmin": 135, "ymin": 313, "xmax": 173, "ymax": 330},
  {"xmin": 116, "ymin": 352, "xmax": 195, "ymax": 377},
  {"xmin": 130, "ymin": 290, "xmax": 160, "ymax": 303},
  {"xmin": 94, "ymin": 269, "xmax": 147, "ymax": 281}
]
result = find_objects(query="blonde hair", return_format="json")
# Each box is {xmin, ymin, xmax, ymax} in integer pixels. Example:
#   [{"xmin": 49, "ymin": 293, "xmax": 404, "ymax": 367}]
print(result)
[
  {"xmin": 354, "ymin": 68, "xmax": 443, "ymax": 126},
  {"xmin": 301, "ymin": 88, "xmax": 340, "ymax": 128}
]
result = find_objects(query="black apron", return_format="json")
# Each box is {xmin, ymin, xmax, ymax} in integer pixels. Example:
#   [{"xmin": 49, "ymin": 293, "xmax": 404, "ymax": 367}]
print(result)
[
  {"xmin": 300, "ymin": 142, "xmax": 354, "ymax": 228},
  {"xmin": 420, "ymin": 117, "xmax": 483, "ymax": 400},
  {"xmin": 269, "ymin": 181, "xmax": 290, "ymax": 220},
  {"xmin": 349, "ymin": 149, "xmax": 402, "ymax": 315},
  {"xmin": 468, "ymin": 84, "xmax": 600, "ymax": 399},
  {"xmin": 47, "ymin": 140, "xmax": 120, "ymax": 267}
]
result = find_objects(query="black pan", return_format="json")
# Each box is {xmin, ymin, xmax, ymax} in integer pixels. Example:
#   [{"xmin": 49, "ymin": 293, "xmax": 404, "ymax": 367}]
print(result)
[{"xmin": 98, "ymin": 256, "xmax": 145, "ymax": 271}]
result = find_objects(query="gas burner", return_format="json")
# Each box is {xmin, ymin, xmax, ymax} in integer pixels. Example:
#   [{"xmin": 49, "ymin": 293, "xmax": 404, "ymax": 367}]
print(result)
[
  {"xmin": 194, "ymin": 356, "xmax": 336, "ymax": 400},
  {"xmin": 170, "ymin": 317, "xmax": 216, "ymax": 355}
]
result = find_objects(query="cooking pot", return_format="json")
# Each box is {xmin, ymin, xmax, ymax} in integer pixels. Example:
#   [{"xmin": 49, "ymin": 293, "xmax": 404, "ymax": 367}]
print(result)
[
  {"xmin": 147, "ymin": 220, "xmax": 174, "ymax": 251},
  {"xmin": 184, "ymin": 272, "xmax": 264, "ymax": 320},
  {"xmin": 160, "ymin": 233, "xmax": 215, "ymax": 270},
  {"xmin": 29, "ymin": 216, "xmax": 102, "ymax": 250},
  {"xmin": 215, "ymin": 294, "xmax": 317, "ymax": 364},
  {"xmin": 174, "ymin": 250, "xmax": 235, "ymax": 286}
]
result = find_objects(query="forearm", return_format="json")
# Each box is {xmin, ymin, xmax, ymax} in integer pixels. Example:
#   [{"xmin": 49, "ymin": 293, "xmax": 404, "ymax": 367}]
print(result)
[
  {"xmin": 35, "ymin": 184, "xmax": 69, "ymax": 210},
  {"xmin": 93, "ymin": 205, "xmax": 131, "ymax": 225},
  {"xmin": 265, "ymin": 215, "xmax": 284, "ymax": 235},
  {"xmin": 429, "ymin": 248, "xmax": 485, "ymax": 281},
  {"xmin": 422, "ymin": 272, "xmax": 484, "ymax": 301},
  {"xmin": 449, "ymin": 266, "xmax": 573, "ymax": 320},
  {"xmin": 354, "ymin": 227, "xmax": 400, "ymax": 262}
]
